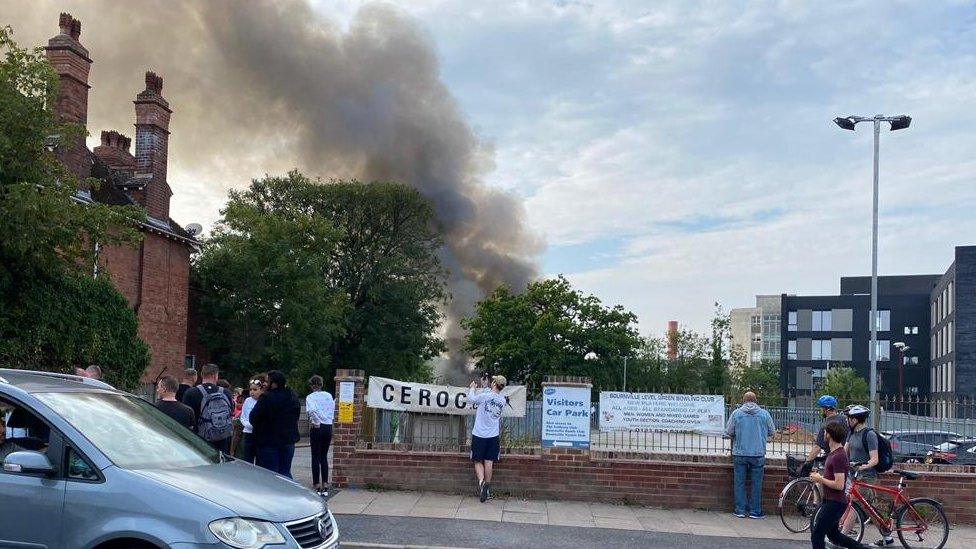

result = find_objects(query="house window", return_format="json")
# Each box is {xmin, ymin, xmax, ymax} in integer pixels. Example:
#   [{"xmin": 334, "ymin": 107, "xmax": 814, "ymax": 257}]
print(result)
[
  {"xmin": 872, "ymin": 340, "xmax": 890, "ymax": 361},
  {"xmin": 788, "ymin": 340, "xmax": 797, "ymax": 360},
  {"xmin": 788, "ymin": 311, "xmax": 797, "ymax": 331},
  {"xmin": 812, "ymin": 340, "xmax": 831, "ymax": 361},
  {"xmin": 870, "ymin": 310, "xmax": 891, "ymax": 331},
  {"xmin": 812, "ymin": 311, "xmax": 832, "ymax": 331},
  {"xmin": 184, "ymin": 355, "xmax": 196, "ymax": 369}
]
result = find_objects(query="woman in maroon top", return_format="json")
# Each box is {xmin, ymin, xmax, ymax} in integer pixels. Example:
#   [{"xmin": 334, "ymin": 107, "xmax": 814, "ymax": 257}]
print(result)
[{"xmin": 809, "ymin": 421, "xmax": 869, "ymax": 549}]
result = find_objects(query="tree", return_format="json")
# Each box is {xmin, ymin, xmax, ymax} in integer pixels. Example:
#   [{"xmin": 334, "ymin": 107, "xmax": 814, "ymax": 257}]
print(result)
[
  {"xmin": 0, "ymin": 25, "xmax": 147, "ymax": 385},
  {"xmin": 463, "ymin": 276, "xmax": 640, "ymax": 393},
  {"xmin": 734, "ymin": 360, "xmax": 781, "ymax": 401},
  {"xmin": 820, "ymin": 366, "xmax": 870, "ymax": 404},
  {"xmin": 193, "ymin": 172, "xmax": 446, "ymax": 386},
  {"xmin": 0, "ymin": 275, "xmax": 149, "ymax": 390}
]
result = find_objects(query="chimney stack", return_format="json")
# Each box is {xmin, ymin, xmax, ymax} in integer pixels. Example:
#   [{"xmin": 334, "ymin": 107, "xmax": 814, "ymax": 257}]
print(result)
[
  {"xmin": 667, "ymin": 321, "xmax": 679, "ymax": 361},
  {"xmin": 134, "ymin": 70, "xmax": 173, "ymax": 220},
  {"xmin": 93, "ymin": 130, "xmax": 137, "ymax": 173},
  {"xmin": 45, "ymin": 13, "xmax": 92, "ymax": 183}
]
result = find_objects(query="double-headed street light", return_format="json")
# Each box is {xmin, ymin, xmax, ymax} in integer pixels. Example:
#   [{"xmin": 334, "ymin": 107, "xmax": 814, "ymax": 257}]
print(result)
[{"xmin": 833, "ymin": 114, "xmax": 912, "ymax": 424}]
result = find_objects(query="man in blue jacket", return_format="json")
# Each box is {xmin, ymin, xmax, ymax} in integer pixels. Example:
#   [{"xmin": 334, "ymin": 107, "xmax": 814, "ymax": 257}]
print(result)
[{"xmin": 726, "ymin": 391, "xmax": 776, "ymax": 519}]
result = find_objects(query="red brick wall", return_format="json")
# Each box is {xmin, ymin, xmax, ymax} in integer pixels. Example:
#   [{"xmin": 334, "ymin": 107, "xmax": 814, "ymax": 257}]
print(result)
[
  {"xmin": 135, "ymin": 234, "xmax": 190, "ymax": 382},
  {"xmin": 333, "ymin": 373, "xmax": 976, "ymax": 525}
]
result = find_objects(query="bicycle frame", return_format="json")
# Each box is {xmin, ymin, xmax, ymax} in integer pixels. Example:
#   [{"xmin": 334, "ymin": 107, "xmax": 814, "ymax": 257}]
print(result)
[{"xmin": 842, "ymin": 473, "xmax": 926, "ymax": 536}]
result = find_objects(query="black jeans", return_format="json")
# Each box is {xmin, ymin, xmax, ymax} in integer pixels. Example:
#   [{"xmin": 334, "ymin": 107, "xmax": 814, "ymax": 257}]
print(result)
[
  {"xmin": 240, "ymin": 433, "xmax": 255, "ymax": 463},
  {"xmin": 811, "ymin": 499, "xmax": 866, "ymax": 549},
  {"xmin": 256, "ymin": 444, "xmax": 296, "ymax": 478},
  {"xmin": 310, "ymin": 425, "xmax": 333, "ymax": 487}
]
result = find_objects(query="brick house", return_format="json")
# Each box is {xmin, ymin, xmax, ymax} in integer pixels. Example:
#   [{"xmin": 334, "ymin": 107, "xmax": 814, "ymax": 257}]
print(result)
[{"xmin": 45, "ymin": 13, "xmax": 200, "ymax": 386}]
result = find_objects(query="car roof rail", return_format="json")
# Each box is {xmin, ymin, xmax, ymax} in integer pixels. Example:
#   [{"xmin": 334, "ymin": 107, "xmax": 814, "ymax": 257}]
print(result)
[{"xmin": 0, "ymin": 369, "xmax": 116, "ymax": 391}]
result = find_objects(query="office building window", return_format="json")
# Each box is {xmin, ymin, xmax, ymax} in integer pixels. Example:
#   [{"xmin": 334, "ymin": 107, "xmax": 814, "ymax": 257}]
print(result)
[
  {"xmin": 903, "ymin": 326, "xmax": 919, "ymax": 335},
  {"xmin": 788, "ymin": 340, "xmax": 797, "ymax": 360},
  {"xmin": 751, "ymin": 350, "xmax": 762, "ymax": 363},
  {"xmin": 948, "ymin": 322, "xmax": 953, "ymax": 353},
  {"xmin": 870, "ymin": 310, "xmax": 891, "ymax": 331},
  {"xmin": 872, "ymin": 340, "xmax": 890, "ymax": 361},
  {"xmin": 788, "ymin": 311, "xmax": 797, "ymax": 331},
  {"xmin": 949, "ymin": 282, "xmax": 953, "ymax": 314},
  {"xmin": 812, "ymin": 339, "xmax": 831, "ymax": 361},
  {"xmin": 812, "ymin": 311, "xmax": 832, "ymax": 331},
  {"xmin": 931, "ymin": 334, "xmax": 936, "ymax": 359}
]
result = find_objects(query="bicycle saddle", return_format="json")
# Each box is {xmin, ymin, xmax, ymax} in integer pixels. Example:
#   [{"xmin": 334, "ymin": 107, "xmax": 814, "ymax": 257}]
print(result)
[{"xmin": 893, "ymin": 470, "xmax": 919, "ymax": 480}]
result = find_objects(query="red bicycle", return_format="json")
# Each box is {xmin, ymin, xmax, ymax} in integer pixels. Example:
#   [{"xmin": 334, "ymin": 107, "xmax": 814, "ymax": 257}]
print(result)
[{"xmin": 834, "ymin": 462, "xmax": 949, "ymax": 549}]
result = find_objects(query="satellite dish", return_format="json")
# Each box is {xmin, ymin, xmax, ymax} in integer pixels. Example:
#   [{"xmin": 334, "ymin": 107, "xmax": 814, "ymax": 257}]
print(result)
[{"xmin": 185, "ymin": 223, "xmax": 203, "ymax": 237}]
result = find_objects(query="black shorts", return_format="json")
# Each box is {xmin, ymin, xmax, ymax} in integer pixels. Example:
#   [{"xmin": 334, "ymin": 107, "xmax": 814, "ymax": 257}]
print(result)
[{"xmin": 470, "ymin": 435, "xmax": 500, "ymax": 462}]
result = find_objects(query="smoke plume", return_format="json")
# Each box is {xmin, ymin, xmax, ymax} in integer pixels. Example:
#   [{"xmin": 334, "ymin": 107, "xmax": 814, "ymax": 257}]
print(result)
[{"xmin": 2, "ymin": 0, "xmax": 541, "ymax": 379}]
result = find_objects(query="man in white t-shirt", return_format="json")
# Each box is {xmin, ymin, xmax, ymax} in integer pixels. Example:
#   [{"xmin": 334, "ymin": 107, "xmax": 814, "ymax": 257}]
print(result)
[{"xmin": 468, "ymin": 375, "xmax": 508, "ymax": 503}]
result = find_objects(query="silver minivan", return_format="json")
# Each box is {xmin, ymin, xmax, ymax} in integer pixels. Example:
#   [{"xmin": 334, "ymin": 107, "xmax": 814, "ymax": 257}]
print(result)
[{"xmin": 0, "ymin": 369, "xmax": 339, "ymax": 548}]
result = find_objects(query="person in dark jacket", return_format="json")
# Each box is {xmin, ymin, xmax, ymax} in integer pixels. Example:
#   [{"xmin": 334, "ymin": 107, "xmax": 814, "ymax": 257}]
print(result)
[{"xmin": 249, "ymin": 370, "xmax": 301, "ymax": 478}]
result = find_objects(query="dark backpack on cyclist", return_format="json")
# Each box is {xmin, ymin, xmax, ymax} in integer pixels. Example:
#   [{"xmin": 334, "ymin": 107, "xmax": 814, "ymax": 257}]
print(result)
[
  {"xmin": 196, "ymin": 385, "xmax": 233, "ymax": 442},
  {"xmin": 863, "ymin": 428, "xmax": 894, "ymax": 473}
]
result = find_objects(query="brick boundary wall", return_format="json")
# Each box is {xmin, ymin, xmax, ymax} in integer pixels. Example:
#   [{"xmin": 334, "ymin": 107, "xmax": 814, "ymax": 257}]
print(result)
[{"xmin": 334, "ymin": 372, "xmax": 976, "ymax": 524}]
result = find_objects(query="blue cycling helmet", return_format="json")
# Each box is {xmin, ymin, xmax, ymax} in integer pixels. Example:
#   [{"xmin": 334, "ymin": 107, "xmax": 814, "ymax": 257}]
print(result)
[{"xmin": 817, "ymin": 395, "xmax": 838, "ymax": 409}]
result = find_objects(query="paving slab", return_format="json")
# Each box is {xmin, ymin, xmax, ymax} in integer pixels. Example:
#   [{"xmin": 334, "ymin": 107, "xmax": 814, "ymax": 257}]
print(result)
[
  {"xmin": 502, "ymin": 511, "xmax": 549, "ymax": 525},
  {"xmin": 409, "ymin": 506, "xmax": 459, "ymax": 519},
  {"xmin": 589, "ymin": 502, "xmax": 636, "ymax": 519},
  {"xmin": 503, "ymin": 499, "xmax": 547, "ymax": 514},
  {"xmin": 593, "ymin": 516, "xmax": 643, "ymax": 530}
]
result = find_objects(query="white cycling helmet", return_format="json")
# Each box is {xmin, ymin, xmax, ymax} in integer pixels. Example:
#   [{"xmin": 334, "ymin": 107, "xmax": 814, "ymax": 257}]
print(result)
[{"xmin": 846, "ymin": 405, "xmax": 870, "ymax": 419}]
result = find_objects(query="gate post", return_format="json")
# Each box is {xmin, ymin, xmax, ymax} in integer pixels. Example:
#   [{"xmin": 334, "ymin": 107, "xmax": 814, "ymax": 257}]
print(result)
[{"xmin": 332, "ymin": 369, "xmax": 366, "ymax": 488}]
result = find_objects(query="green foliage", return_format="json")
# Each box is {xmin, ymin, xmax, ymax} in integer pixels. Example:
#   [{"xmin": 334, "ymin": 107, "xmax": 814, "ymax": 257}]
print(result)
[
  {"xmin": 734, "ymin": 360, "xmax": 781, "ymax": 399},
  {"xmin": 193, "ymin": 171, "xmax": 446, "ymax": 387},
  {"xmin": 463, "ymin": 276, "xmax": 641, "ymax": 394},
  {"xmin": 0, "ymin": 273, "xmax": 149, "ymax": 391},
  {"xmin": 0, "ymin": 25, "xmax": 147, "ymax": 386},
  {"xmin": 820, "ymin": 365, "xmax": 870, "ymax": 403}
]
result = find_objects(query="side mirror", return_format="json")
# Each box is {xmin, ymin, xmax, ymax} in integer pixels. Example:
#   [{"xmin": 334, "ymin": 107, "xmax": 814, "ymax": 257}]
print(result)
[{"xmin": 2, "ymin": 451, "xmax": 56, "ymax": 476}]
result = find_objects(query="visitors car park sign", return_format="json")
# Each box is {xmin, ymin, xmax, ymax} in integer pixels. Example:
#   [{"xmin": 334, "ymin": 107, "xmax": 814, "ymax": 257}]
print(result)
[
  {"xmin": 366, "ymin": 376, "xmax": 526, "ymax": 417},
  {"xmin": 598, "ymin": 392, "xmax": 725, "ymax": 435},
  {"xmin": 542, "ymin": 385, "xmax": 591, "ymax": 448}
]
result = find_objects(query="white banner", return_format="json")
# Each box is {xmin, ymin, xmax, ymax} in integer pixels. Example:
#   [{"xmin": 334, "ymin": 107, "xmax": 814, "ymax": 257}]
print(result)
[
  {"xmin": 366, "ymin": 377, "xmax": 526, "ymax": 417},
  {"xmin": 598, "ymin": 392, "xmax": 725, "ymax": 435}
]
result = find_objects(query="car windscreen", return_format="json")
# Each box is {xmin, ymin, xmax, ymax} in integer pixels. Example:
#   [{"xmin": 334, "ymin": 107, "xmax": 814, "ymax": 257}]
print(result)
[{"xmin": 36, "ymin": 392, "xmax": 220, "ymax": 469}]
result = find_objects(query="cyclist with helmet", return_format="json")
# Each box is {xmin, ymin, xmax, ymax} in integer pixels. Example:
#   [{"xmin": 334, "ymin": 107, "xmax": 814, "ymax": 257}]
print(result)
[
  {"xmin": 845, "ymin": 405, "xmax": 893, "ymax": 547},
  {"xmin": 806, "ymin": 395, "xmax": 849, "ymax": 465}
]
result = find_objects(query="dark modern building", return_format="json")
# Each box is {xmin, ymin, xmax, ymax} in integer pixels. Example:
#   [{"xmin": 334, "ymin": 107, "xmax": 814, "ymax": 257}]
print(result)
[
  {"xmin": 778, "ymin": 246, "xmax": 976, "ymax": 409},
  {"xmin": 780, "ymin": 275, "xmax": 937, "ymax": 404}
]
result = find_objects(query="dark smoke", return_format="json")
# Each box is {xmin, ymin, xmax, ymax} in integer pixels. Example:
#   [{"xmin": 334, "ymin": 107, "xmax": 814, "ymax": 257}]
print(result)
[{"xmin": 3, "ymin": 0, "xmax": 541, "ymax": 380}]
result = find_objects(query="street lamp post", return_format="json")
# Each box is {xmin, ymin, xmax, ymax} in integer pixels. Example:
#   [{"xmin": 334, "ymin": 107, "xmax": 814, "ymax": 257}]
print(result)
[{"xmin": 833, "ymin": 114, "xmax": 911, "ymax": 424}]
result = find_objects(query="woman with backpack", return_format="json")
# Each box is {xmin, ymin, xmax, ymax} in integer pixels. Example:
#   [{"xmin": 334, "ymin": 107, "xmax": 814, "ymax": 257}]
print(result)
[
  {"xmin": 249, "ymin": 370, "xmax": 301, "ymax": 478},
  {"xmin": 845, "ymin": 405, "xmax": 894, "ymax": 547}
]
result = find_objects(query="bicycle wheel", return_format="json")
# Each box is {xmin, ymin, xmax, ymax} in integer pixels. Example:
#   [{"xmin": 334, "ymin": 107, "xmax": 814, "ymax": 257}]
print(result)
[
  {"xmin": 779, "ymin": 478, "xmax": 821, "ymax": 533},
  {"xmin": 895, "ymin": 498, "xmax": 949, "ymax": 549}
]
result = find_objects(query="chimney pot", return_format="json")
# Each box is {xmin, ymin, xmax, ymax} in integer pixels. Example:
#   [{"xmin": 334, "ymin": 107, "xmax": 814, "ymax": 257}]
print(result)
[
  {"xmin": 58, "ymin": 13, "xmax": 81, "ymax": 40},
  {"xmin": 144, "ymin": 71, "xmax": 163, "ymax": 94}
]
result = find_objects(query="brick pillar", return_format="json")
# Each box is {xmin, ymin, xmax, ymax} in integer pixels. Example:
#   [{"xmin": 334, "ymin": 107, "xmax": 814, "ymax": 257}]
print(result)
[
  {"xmin": 332, "ymin": 369, "xmax": 365, "ymax": 488},
  {"xmin": 541, "ymin": 376, "xmax": 593, "ymax": 466}
]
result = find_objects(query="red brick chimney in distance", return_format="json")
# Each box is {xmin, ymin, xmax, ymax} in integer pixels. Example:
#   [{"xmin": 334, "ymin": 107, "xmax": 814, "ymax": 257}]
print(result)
[
  {"xmin": 667, "ymin": 320, "xmax": 679, "ymax": 361},
  {"xmin": 92, "ymin": 130, "xmax": 136, "ymax": 171},
  {"xmin": 134, "ymin": 71, "xmax": 173, "ymax": 220},
  {"xmin": 44, "ymin": 13, "xmax": 92, "ymax": 183}
]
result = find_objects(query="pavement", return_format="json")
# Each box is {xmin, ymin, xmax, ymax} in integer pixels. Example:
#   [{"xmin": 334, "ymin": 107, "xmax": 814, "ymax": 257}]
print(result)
[{"xmin": 289, "ymin": 446, "xmax": 976, "ymax": 548}]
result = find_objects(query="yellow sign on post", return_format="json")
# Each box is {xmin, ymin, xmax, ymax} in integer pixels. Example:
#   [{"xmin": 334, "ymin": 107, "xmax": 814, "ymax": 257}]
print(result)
[{"xmin": 337, "ymin": 381, "xmax": 355, "ymax": 424}]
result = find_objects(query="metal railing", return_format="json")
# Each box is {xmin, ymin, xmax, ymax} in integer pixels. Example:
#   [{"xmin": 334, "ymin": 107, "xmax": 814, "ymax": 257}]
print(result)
[{"xmin": 357, "ymin": 394, "xmax": 976, "ymax": 465}]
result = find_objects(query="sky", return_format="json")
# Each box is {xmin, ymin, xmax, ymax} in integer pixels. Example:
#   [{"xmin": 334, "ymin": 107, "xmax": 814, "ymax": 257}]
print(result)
[{"xmin": 7, "ymin": 1, "xmax": 976, "ymax": 337}]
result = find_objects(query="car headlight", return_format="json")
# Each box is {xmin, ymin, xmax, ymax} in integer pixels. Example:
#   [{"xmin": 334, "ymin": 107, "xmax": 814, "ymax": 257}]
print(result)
[{"xmin": 208, "ymin": 518, "xmax": 286, "ymax": 548}]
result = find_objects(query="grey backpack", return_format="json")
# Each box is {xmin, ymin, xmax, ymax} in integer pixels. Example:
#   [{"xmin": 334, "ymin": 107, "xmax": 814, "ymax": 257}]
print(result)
[{"xmin": 196, "ymin": 385, "xmax": 233, "ymax": 442}]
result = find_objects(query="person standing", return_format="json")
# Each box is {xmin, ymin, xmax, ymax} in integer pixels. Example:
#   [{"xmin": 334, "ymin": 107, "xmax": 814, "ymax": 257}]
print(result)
[
  {"xmin": 306, "ymin": 375, "xmax": 335, "ymax": 497},
  {"xmin": 806, "ymin": 395, "xmax": 849, "ymax": 465},
  {"xmin": 845, "ymin": 405, "xmax": 892, "ymax": 546},
  {"xmin": 468, "ymin": 375, "xmax": 508, "ymax": 503},
  {"xmin": 181, "ymin": 363, "xmax": 234, "ymax": 452},
  {"xmin": 176, "ymin": 368, "xmax": 198, "ymax": 402},
  {"xmin": 249, "ymin": 370, "xmax": 301, "ymax": 477},
  {"xmin": 154, "ymin": 376, "xmax": 195, "ymax": 430},
  {"xmin": 726, "ymin": 391, "xmax": 776, "ymax": 519},
  {"xmin": 810, "ymin": 421, "xmax": 870, "ymax": 549},
  {"xmin": 238, "ymin": 375, "xmax": 266, "ymax": 464}
]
